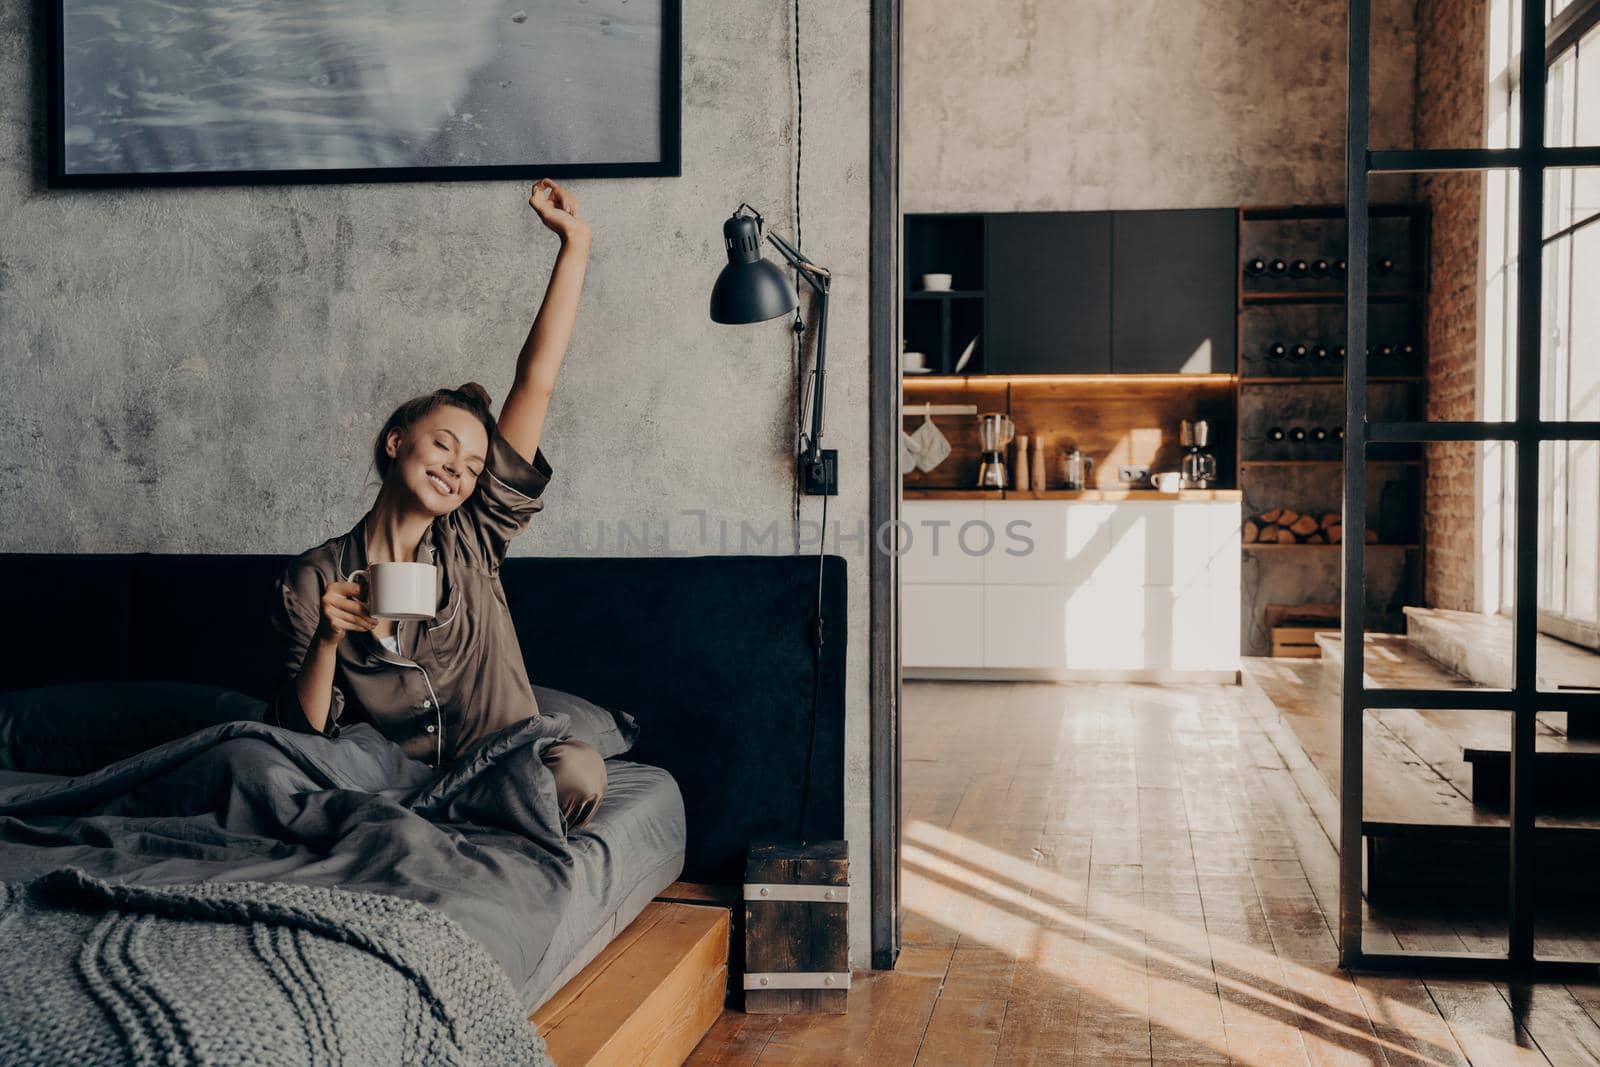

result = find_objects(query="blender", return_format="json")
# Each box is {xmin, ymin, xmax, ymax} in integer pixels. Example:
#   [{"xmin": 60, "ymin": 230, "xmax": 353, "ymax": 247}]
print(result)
[{"xmin": 976, "ymin": 413, "xmax": 1015, "ymax": 489}]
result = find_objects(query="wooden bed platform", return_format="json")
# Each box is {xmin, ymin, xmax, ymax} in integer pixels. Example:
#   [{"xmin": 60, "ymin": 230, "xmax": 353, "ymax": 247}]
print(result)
[{"xmin": 531, "ymin": 896, "xmax": 731, "ymax": 1067}]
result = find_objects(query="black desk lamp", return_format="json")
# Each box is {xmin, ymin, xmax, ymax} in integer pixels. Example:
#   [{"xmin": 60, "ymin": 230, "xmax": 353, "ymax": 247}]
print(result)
[
  {"xmin": 710, "ymin": 201, "xmax": 836, "ymax": 847},
  {"xmin": 710, "ymin": 204, "xmax": 837, "ymax": 496}
]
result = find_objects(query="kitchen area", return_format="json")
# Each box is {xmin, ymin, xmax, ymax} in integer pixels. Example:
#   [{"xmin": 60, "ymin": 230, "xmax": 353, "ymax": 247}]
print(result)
[{"xmin": 899, "ymin": 206, "xmax": 1428, "ymax": 680}]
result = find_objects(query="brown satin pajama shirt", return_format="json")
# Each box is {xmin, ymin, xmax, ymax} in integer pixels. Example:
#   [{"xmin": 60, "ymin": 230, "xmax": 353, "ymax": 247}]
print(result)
[{"xmin": 268, "ymin": 426, "xmax": 605, "ymax": 830}]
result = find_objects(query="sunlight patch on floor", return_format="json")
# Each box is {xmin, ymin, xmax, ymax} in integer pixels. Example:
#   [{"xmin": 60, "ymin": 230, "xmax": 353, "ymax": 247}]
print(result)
[{"xmin": 903, "ymin": 820, "xmax": 1474, "ymax": 1066}]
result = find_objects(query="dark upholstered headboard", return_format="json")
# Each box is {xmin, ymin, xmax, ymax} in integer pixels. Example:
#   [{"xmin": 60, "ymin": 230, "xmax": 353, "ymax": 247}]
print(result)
[{"xmin": 0, "ymin": 552, "xmax": 846, "ymax": 884}]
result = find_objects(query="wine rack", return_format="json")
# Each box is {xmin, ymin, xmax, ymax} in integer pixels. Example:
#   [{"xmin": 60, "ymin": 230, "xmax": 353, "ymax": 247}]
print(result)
[{"xmin": 1234, "ymin": 203, "xmax": 1430, "ymax": 656}]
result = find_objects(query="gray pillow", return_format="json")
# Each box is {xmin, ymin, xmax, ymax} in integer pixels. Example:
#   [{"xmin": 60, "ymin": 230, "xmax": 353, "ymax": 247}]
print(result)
[
  {"xmin": 0, "ymin": 682, "xmax": 268, "ymax": 776},
  {"xmin": 531, "ymin": 685, "xmax": 640, "ymax": 759}
]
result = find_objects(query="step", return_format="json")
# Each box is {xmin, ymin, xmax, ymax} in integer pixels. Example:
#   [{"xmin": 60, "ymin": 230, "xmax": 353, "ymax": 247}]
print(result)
[
  {"xmin": 1403, "ymin": 606, "xmax": 1600, "ymax": 736},
  {"xmin": 1245, "ymin": 652, "xmax": 1600, "ymax": 902},
  {"xmin": 1366, "ymin": 827, "xmax": 1600, "ymax": 900},
  {"xmin": 531, "ymin": 901, "xmax": 730, "ymax": 1067},
  {"xmin": 1318, "ymin": 631, "xmax": 1600, "ymax": 806},
  {"xmin": 1462, "ymin": 745, "xmax": 1600, "ymax": 809},
  {"xmin": 1313, "ymin": 628, "xmax": 1478, "ymax": 691},
  {"xmin": 1401, "ymin": 606, "xmax": 1514, "ymax": 688}
]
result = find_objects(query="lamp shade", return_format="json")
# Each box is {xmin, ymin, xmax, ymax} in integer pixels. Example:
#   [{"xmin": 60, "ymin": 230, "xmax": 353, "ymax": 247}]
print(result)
[{"xmin": 710, "ymin": 213, "xmax": 799, "ymax": 324}]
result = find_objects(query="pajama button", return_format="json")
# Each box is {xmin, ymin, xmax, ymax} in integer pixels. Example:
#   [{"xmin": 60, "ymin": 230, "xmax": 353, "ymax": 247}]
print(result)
[
  {"xmin": 425, "ymin": 723, "xmax": 437, "ymax": 734},
  {"xmin": 422, "ymin": 699, "xmax": 432, "ymax": 708}
]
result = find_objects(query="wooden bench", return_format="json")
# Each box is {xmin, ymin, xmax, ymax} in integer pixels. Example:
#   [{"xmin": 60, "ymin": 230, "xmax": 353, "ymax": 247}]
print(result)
[{"xmin": 531, "ymin": 900, "xmax": 730, "ymax": 1067}]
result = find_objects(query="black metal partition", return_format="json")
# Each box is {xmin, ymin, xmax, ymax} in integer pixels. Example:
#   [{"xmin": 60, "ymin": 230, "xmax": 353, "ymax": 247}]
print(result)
[{"xmin": 1342, "ymin": 0, "xmax": 1600, "ymax": 975}]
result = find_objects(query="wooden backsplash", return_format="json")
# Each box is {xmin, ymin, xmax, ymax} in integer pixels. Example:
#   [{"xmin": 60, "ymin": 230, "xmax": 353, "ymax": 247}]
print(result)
[{"xmin": 902, "ymin": 377, "xmax": 1236, "ymax": 490}]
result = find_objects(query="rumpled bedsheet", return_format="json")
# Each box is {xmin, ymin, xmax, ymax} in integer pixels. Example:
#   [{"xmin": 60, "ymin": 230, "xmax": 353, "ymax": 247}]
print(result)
[{"xmin": 0, "ymin": 716, "xmax": 582, "ymax": 994}]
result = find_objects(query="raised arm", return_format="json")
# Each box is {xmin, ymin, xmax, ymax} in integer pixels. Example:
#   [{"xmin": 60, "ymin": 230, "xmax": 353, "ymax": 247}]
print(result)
[{"xmin": 497, "ymin": 178, "xmax": 592, "ymax": 464}]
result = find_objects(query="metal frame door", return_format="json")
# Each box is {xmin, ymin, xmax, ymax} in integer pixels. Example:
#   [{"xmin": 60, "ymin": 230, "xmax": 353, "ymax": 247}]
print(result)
[{"xmin": 1343, "ymin": 0, "xmax": 1600, "ymax": 975}]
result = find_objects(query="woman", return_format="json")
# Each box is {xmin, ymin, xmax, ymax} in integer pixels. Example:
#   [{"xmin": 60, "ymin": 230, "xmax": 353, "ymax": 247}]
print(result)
[{"xmin": 269, "ymin": 178, "xmax": 604, "ymax": 830}]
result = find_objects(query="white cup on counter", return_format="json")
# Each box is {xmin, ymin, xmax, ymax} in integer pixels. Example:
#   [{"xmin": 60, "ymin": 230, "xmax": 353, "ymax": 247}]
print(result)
[
  {"xmin": 903, "ymin": 350, "xmax": 928, "ymax": 372},
  {"xmin": 1152, "ymin": 472, "xmax": 1183, "ymax": 493},
  {"xmin": 920, "ymin": 273, "xmax": 954, "ymax": 292}
]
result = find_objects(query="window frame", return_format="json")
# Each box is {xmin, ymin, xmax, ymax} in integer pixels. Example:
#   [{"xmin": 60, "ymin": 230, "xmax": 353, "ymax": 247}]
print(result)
[
  {"xmin": 1486, "ymin": 2, "xmax": 1600, "ymax": 644},
  {"xmin": 1344, "ymin": 0, "xmax": 1600, "ymax": 977}
]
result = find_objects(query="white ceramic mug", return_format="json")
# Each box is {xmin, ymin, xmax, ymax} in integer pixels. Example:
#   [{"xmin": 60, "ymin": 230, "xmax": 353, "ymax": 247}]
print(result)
[
  {"xmin": 350, "ymin": 562, "xmax": 437, "ymax": 621},
  {"xmin": 1153, "ymin": 471, "xmax": 1183, "ymax": 493},
  {"xmin": 903, "ymin": 350, "xmax": 928, "ymax": 371},
  {"xmin": 920, "ymin": 273, "xmax": 954, "ymax": 291}
]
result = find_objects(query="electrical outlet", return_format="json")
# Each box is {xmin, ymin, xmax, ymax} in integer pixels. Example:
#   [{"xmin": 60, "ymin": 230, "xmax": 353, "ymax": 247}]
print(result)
[
  {"xmin": 1119, "ymin": 465, "xmax": 1150, "ymax": 485},
  {"xmin": 801, "ymin": 449, "xmax": 839, "ymax": 495}
]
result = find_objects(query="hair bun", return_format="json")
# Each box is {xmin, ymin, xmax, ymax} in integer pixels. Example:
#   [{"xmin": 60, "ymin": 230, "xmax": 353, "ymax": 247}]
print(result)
[{"xmin": 451, "ymin": 381, "xmax": 494, "ymax": 411}]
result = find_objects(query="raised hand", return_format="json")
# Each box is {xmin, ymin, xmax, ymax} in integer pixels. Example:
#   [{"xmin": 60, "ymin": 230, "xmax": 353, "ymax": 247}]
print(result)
[{"xmin": 528, "ymin": 178, "xmax": 591, "ymax": 248}]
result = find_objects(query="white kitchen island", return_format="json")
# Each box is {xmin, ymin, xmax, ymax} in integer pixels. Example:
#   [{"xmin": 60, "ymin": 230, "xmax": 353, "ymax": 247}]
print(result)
[{"xmin": 901, "ymin": 492, "xmax": 1242, "ymax": 681}]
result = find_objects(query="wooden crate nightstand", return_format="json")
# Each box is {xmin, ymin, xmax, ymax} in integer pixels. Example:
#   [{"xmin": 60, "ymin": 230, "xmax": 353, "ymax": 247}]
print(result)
[{"xmin": 743, "ymin": 840, "xmax": 849, "ymax": 1014}]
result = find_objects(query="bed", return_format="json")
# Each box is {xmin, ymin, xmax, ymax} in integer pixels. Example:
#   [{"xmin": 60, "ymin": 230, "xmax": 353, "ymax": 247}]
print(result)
[
  {"xmin": 524, "ymin": 758, "xmax": 686, "ymax": 1008},
  {"xmin": 0, "ymin": 551, "xmax": 847, "ymax": 1060},
  {"xmin": 0, "ymin": 758, "xmax": 687, "ymax": 1009}
]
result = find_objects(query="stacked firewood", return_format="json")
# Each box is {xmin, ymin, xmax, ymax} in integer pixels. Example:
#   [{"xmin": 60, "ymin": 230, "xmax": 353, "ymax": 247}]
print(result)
[{"xmin": 1243, "ymin": 508, "xmax": 1379, "ymax": 545}]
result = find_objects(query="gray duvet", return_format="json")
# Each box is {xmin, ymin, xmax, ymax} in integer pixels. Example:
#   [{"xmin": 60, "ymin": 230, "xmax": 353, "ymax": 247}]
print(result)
[{"xmin": 0, "ymin": 715, "xmax": 683, "ymax": 1056}]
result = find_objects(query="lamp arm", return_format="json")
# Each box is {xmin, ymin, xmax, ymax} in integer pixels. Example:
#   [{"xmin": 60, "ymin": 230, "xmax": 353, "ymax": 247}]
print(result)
[
  {"xmin": 805, "ymin": 280, "xmax": 829, "ymax": 462},
  {"xmin": 766, "ymin": 231, "xmax": 832, "ymax": 287},
  {"xmin": 754, "ymin": 225, "xmax": 831, "ymax": 461},
  {"xmin": 726, "ymin": 205, "xmax": 833, "ymax": 482}
]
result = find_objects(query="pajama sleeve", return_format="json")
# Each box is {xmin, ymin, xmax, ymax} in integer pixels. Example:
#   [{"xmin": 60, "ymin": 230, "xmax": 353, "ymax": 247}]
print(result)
[
  {"xmin": 268, "ymin": 561, "xmax": 345, "ymax": 739},
  {"xmin": 446, "ymin": 424, "xmax": 553, "ymax": 573}
]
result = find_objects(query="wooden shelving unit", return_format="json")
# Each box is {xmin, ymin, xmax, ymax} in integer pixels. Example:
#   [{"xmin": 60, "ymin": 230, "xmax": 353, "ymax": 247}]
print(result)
[{"xmin": 1234, "ymin": 203, "xmax": 1431, "ymax": 656}]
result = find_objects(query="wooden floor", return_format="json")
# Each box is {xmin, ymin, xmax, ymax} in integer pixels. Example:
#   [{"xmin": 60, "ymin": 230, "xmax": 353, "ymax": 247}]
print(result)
[{"xmin": 685, "ymin": 679, "xmax": 1600, "ymax": 1066}]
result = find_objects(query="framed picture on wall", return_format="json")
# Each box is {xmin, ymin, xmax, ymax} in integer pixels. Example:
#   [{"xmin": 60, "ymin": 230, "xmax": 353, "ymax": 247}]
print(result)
[{"xmin": 46, "ymin": 0, "xmax": 681, "ymax": 187}]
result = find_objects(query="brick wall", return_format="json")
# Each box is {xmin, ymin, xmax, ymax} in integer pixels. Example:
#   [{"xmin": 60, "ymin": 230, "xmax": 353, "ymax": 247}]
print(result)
[{"xmin": 1415, "ymin": 0, "xmax": 1486, "ymax": 612}]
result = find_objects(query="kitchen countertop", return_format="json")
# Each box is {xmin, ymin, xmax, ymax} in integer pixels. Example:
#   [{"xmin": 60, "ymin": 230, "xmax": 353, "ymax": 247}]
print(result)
[{"xmin": 902, "ymin": 488, "xmax": 1243, "ymax": 501}]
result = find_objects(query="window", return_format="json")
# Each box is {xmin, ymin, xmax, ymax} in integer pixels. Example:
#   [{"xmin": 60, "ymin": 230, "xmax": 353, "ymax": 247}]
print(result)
[{"xmin": 1483, "ymin": 0, "xmax": 1600, "ymax": 646}]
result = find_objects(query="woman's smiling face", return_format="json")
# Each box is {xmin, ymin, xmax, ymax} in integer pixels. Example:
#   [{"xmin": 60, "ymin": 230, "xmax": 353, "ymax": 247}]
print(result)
[{"xmin": 385, "ymin": 405, "xmax": 491, "ymax": 516}]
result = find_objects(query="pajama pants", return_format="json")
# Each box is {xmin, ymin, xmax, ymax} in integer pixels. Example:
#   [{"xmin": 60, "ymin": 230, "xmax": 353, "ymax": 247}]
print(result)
[{"xmin": 542, "ymin": 739, "xmax": 606, "ymax": 831}]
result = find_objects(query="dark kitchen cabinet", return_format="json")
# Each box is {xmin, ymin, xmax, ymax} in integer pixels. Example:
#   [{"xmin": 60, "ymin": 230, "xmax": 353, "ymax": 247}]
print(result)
[
  {"xmin": 984, "ymin": 212, "xmax": 1112, "ymax": 374},
  {"xmin": 1110, "ymin": 208, "xmax": 1237, "ymax": 374}
]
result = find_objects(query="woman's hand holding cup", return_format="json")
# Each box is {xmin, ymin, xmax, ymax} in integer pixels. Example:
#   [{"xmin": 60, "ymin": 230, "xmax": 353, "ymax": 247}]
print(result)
[{"xmin": 317, "ymin": 579, "xmax": 377, "ymax": 646}]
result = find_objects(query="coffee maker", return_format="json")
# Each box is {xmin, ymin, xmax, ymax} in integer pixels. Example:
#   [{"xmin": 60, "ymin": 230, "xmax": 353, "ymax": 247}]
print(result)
[
  {"xmin": 1180, "ymin": 419, "xmax": 1218, "ymax": 488},
  {"xmin": 977, "ymin": 413, "xmax": 1015, "ymax": 489}
]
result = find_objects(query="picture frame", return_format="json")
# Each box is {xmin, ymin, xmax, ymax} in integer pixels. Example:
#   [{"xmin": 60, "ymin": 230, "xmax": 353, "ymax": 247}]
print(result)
[{"xmin": 46, "ymin": 0, "xmax": 681, "ymax": 188}]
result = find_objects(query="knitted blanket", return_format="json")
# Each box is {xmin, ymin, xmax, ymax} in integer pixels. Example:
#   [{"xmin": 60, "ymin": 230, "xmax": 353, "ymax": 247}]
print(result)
[{"xmin": 0, "ymin": 869, "xmax": 554, "ymax": 1067}]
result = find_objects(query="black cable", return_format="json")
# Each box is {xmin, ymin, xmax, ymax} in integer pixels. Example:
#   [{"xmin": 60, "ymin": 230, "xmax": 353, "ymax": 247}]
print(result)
[
  {"xmin": 797, "ymin": 491, "xmax": 827, "ymax": 843},
  {"xmin": 788, "ymin": 0, "xmax": 806, "ymax": 538},
  {"xmin": 787, "ymin": 0, "xmax": 824, "ymax": 845},
  {"xmin": 792, "ymin": 0, "xmax": 804, "ymax": 256}
]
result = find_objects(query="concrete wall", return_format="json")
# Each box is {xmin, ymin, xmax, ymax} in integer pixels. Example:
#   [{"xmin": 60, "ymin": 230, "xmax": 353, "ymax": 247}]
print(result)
[
  {"xmin": 1416, "ymin": 0, "xmax": 1487, "ymax": 613},
  {"xmin": 0, "ymin": 2, "xmax": 875, "ymax": 960},
  {"xmin": 904, "ymin": 0, "xmax": 1419, "ymax": 213}
]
